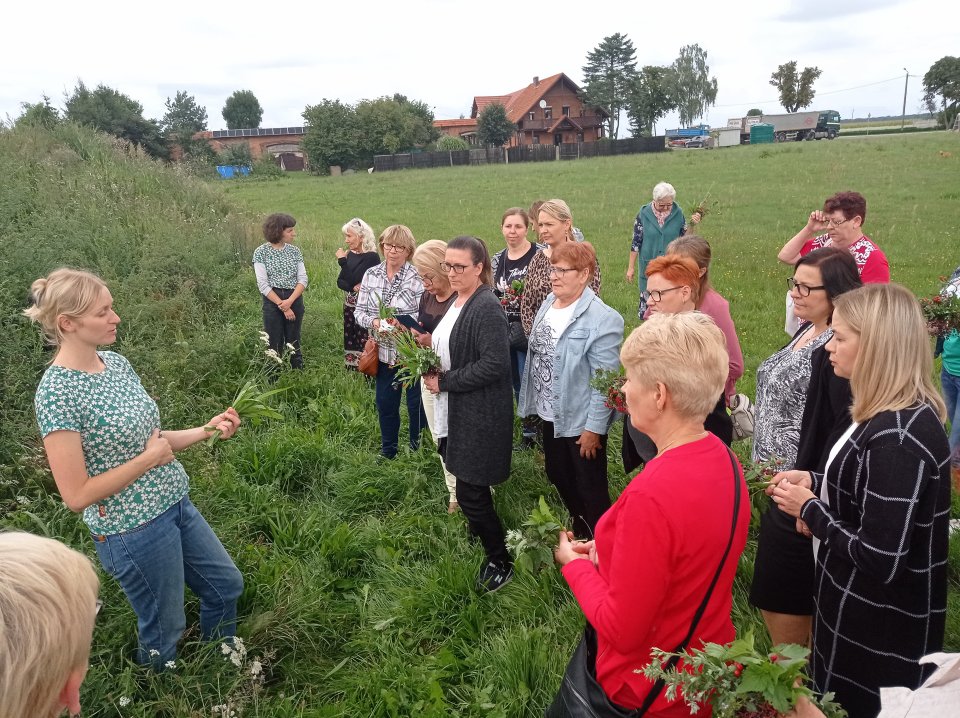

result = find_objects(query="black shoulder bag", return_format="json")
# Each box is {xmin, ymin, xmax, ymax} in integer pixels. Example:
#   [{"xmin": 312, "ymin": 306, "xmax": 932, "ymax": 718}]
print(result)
[{"xmin": 544, "ymin": 447, "xmax": 743, "ymax": 718}]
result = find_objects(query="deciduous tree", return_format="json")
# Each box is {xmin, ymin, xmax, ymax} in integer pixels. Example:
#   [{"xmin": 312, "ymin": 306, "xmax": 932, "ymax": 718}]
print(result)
[
  {"xmin": 222, "ymin": 90, "xmax": 263, "ymax": 129},
  {"xmin": 581, "ymin": 33, "xmax": 639, "ymax": 139},
  {"xmin": 16, "ymin": 95, "xmax": 60, "ymax": 129},
  {"xmin": 922, "ymin": 56, "xmax": 960, "ymax": 128},
  {"xmin": 436, "ymin": 135, "xmax": 469, "ymax": 151},
  {"xmin": 746, "ymin": 108, "xmax": 763, "ymax": 116},
  {"xmin": 671, "ymin": 44, "xmax": 718, "ymax": 127},
  {"xmin": 476, "ymin": 103, "xmax": 514, "ymax": 147},
  {"xmin": 301, "ymin": 99, "xmax": 360, "ymax": 173},
  {"xmin": 355, "ymin": 94, "xmax": 439, "ymax": 157},
  {"xmin": 769, "ymin": 61, "xmax": 822, "ymax": 112},
  {"xmin": 64, "ymin": 81, "xmax": 167, "ymax": 158},
  {"xmin": 627, "ymin": 66, "xmax": 677, "ymax": 137},
  {"xmin": 161, "ymin": 91, "xmax": 207, "ymax": 137}
]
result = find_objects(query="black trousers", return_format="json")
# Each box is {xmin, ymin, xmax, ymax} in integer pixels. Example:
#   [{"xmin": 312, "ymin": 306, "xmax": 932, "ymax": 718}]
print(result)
[
  {"xmin": 455, "ymin": 478, "xmax": 511, "ymax": 567},
  {"xmin": 262, "ymin": 289, "xmax": 304, "ymax": 369},
  {"xmin": 542, "ymin": 421, "xmax": 611, "ymax": 539}
]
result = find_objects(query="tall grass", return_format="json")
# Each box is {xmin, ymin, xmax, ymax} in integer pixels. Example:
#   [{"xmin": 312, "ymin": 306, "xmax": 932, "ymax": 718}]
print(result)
[{"xmin": 0, "ymin": 124, "xmax": 958, "ymax": 717}]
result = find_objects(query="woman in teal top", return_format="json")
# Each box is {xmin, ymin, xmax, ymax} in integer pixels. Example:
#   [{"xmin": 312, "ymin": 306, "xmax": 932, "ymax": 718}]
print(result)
[
  {"xmin": 26, "ymin": 268, "xmax": 243, "ymax": 670},
  {"xmin": 938, "ymin": 264, "xmax": 960, "ymax": 492},
  {"xmin": 253, "ymin": 213, "xmax": 308, "ymax": 368}
]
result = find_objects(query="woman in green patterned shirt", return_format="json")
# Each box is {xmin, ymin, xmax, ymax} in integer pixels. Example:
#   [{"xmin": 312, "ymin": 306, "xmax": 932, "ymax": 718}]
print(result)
[
  {"xmin": 253, "ymin": 213, "xmax": 308, "ymax": 368},
  {"xmin": 26, "ymin": 268, "xmax": 244, "ymax": 671}
]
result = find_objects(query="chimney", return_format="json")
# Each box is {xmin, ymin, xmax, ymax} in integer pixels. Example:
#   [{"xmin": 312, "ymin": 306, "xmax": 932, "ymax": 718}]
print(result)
[{"xmin": 533, "ymin": 76, "xmax": 539, "ymax": 86}]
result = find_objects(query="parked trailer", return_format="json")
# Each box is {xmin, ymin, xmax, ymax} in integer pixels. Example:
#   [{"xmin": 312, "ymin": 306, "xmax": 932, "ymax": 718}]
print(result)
[{"xmin": 731, "ymin": 111, "xmax": 840, "ymax": 143}]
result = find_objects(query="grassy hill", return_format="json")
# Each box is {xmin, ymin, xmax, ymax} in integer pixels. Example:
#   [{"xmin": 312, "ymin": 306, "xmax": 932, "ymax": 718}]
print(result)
[{"xmin": 1, "ymin": 123, "xmax": 958, "ymax": 717}]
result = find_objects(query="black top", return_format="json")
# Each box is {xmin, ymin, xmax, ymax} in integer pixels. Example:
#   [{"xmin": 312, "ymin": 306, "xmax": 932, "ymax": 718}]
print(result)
[
  {"xmin": 418, "ymin": 292, "xmax": 456, "ymax": 334},
  {"xmin": 492, "ymin": 243, "xmax": 539, "ymax": 322},
  {"xmin": 794, "ymin": 344, "xmax": 852, "ymax": 472},
  {"xmin": 337, "ymin": 251, "xmax": 380, "ymax": 292}
]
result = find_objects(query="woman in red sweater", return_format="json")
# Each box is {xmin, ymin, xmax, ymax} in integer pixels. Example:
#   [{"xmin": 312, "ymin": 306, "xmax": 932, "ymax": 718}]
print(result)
[{"xmin": 551, "ymin": 312, "xmax": 750, "ymax": 715}]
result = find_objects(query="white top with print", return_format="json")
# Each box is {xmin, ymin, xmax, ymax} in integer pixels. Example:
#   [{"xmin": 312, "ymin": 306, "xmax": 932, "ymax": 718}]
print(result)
[
  {"xmin": 34, "ymin": 351, "xmax": 190, "ymax": 535},
  {"xmin": 528, "ymin": 302, "xmax": 577, "ymax": 422}
]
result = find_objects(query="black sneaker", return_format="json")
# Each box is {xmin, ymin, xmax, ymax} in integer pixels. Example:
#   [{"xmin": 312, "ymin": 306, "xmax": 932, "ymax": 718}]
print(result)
[{"xmin": 477, "ymin": 561, "xmax": 513, "ymax": 593}]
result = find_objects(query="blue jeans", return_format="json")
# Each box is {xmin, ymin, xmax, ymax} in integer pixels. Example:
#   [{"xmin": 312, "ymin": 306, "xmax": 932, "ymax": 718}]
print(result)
[
  {"xmin": 93, "ymin": 495, "xmax": 243, "ymax": 669},
  {"xmin": 943, "ymin": 366, "xmax": 960, "ymax": 466},
  {"xmin": 510, "ymin": 348, "xmax": 526, "ymax": 403},
  {"xmin": 375, "ymin": 361, "xmax": 426, "ymax": 458}
]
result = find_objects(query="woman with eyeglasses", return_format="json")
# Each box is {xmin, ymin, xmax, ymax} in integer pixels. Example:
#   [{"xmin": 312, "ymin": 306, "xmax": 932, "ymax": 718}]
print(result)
[
  {"xmin": 355, "ymin": 225, "xmax": 426, "ymax": 459},
  {"xmin": 519, "ymin": 242, "xmax": 624, "ymax": 539},
  {"xmin": 336, "ymin": 218, "xmax": 381, "ymax": 371},
  {"xmin": 411, "ymin": 240, "xmax": 459, "ymax": 513},
  {"xmin": 422, "ymin": 236, "xmax": 514, "ymax": 593},
  {"xmin": 520, "ymin": 200, "xmax": 601, "ymax": 337},
  {"xmin": 778, "ymin": 191, "xmax": 888, "ymax": 334},
  {"xmin": 626, "ymin": 182, "xmax": 702, "ymax": 318},
  {"xmin": 749, "ymin": 247, "xmax": 862, "ymax": 648},
  {"xmin": 771, "ymin": 283, "xmax": 949, "ymax": 718}
]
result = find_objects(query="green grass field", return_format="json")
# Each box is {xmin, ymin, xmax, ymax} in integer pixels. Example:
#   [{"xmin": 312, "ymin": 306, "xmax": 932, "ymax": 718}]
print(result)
[{"xmin": 1, "ymin": 125, "xmax": 958, "ymax": 717}]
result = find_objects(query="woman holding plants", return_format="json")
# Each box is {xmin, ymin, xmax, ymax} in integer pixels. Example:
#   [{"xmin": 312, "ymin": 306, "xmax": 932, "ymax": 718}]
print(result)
[
  {"xmin": 626, "ymin": 181, "xmax": 702, "ymax": 318},
  {"xmin": 772, "ymin": 283, "xmax": 950, "ymax": 718},
  {"xmin": 749, "ymin": 248, "xmax": 862, "ymax": 648},
  {"xmin": 548, "ymin": 312, "xmax": 749, "ymax": 716},
  {"xmin": 25, "ymin": 268, "xmax": 244, "ymax": 671},
  {"xmin": 355, "ymin": 225, "xmax": 426, "ymax": 459},
  {"xmin": 253, "ymin": 212, "xmax": 307, "ymax": 369},
  {"xmin": 411, "ymin": 239, "xmax": 459, "ymax": 513},
  {"xmin": 519, "ymin": 200, "xmax": 601, "ymax": 337},
  {"xmin": 422, "ymin": 236, "xmax": 513, "ymax": 593},
  {"xmin": 518, "ymin": 242, "xmax": 623, "ymax": 539},
  {"xmin": 336, "ymin": 217, "xmax": 380, "ymax": 371}
]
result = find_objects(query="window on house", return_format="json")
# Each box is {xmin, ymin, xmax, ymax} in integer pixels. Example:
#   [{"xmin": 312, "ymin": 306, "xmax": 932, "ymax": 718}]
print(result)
[
  {"xmin": 576, "ymin": 132, "xmax": 584, "ymax": 143},
  {"xmin": 533, "ymin": 133, "xmax": 540, "ymax": 144},
  {"xmin": 528, "ymin": 111, "xmax": 535, "ymax": 121},
  {"xmin": 544, "ymin": 107, "xmax": 553, "ymax": 120},
  {"xmin": 562, "ymin": 106, "xmax": 570, "ymax": 117}
]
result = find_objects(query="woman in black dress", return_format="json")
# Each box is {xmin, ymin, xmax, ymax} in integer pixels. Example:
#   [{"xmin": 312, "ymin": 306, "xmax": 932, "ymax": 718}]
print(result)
[
  {"xmin": 772, "ymin": 283, "xmax": 950, "ymax": 718},
  {"xmin": 336, "ymin": 217, "xmax": 380, "ymax": 370}
]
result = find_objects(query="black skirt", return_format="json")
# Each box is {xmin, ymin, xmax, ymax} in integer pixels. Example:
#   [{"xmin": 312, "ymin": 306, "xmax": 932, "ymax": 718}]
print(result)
[{"xmin": 749, "ymin": 502, "xmax": 815, "ymax": 615}]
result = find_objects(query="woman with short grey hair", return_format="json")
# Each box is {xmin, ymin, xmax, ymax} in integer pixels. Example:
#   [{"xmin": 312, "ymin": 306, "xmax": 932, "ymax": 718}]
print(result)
[{"xmin": 626, "ymin": 181, "xmax": 702, "ymax": 317}]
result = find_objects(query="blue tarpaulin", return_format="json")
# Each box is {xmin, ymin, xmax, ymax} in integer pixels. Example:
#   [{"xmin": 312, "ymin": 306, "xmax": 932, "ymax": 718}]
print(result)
[{"xmin": 216, "ymin": 165, "xmax": 251, "ymax": 179}]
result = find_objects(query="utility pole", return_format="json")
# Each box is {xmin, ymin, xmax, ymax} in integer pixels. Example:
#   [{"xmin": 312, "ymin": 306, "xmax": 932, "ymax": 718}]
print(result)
[{"xmin": 901, "ymin": 69, "xmax": 909, "ymax": 131}]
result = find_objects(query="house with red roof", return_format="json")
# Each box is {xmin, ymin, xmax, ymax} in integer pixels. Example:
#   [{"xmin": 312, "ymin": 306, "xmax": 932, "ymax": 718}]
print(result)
[{"xmin": 434, "ymin": 73, "xmax": 609, "ymax": 148}]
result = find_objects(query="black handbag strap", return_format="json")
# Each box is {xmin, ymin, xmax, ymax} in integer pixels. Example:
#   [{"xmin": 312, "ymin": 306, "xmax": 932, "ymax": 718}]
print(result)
[{"xmin": 633, "ymin": 446, "xmax": 743, "ymax": 716}]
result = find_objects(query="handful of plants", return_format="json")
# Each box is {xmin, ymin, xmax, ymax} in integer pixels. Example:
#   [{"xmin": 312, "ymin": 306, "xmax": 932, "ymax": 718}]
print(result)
[
  {"xmin": 499, "ymin": 279, "xmax": 525, "ymax": 313},
  {"xmin": 641, "ymin": 631, "xmax": 846, "ymax": 718},
  {"xmin": 919, "ymin": 288, "xmax": 960, "ymax": 338},
  {"xmin": 505, "ymin": 496, "xmax": 564, "ymax": 573},
  {"xmin": 393, "ymin": 330, "xmax": 441, "ymax": 388},
  {"xmin": 373, "ymin": 292, "xmax": 399, "ymax": 339},
  {"xmin": 743, "ymin": 456, "xmax": 785, "ymax": 529},
  {"xmin": 204, "ymin": 380, "xmax": 286, "ymax": 446},
  {"xmin": 589, "ymin": 367, "xmax": 627, "ymax": 413}
]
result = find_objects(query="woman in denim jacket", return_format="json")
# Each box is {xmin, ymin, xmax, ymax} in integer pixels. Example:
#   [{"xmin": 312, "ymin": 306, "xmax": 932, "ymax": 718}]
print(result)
[{"xmin": 518, "ymin": 242, "xmax": 624, "ymax": 538}]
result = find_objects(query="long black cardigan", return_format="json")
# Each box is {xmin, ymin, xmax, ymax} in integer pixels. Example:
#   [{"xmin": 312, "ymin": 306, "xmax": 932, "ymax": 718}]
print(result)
[{"xmin": 437, "ymin": 286, "xmax": 513, "ymax": 486}]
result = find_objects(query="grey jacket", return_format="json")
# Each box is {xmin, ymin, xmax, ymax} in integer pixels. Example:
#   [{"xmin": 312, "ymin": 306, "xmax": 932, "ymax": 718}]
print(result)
[
  {"xmin": 438, "ymin": 286, "xmax": 513, "ymax": 486},
  {"xmin": 518, "ymin": 287, "xmax": 624, "ymax": 437}
]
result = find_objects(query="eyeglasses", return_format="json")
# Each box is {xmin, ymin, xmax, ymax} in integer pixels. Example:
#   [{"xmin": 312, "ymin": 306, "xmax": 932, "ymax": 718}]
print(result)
[
  {"xmin": 418, "ymin": 273, "xmax": 435, "ymax": 285},
  {"xmin": 642, "ymin": 286, "xmax": 683, "ymax": 302},
  {"xmin": 825, "ymin": 216, "xmax": 851, "ymax": 228},
  {"xmin": 351, "ymin": 218, "xmax": 363, "ymax": 228},
  {"xmin": 440, "ymin": 261, "xmax": 471, "ymax": 274},
  {"xmin": 383, "ymin": 244, "xmax": 406, "ymax": 253},
  {"xmin": 653, "ymin": 201, "xmax": 674, "ymax": 211},
  {"xmin": 787, "ymin": 277, "xmax": 827, "ymax": 296},
  {"xmin": 548, "ymin": 266, "xmax": 578, "ymax": 278}
]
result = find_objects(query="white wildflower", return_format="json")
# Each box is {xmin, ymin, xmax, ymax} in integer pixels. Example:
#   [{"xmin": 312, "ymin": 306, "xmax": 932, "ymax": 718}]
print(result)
[
  {"xmin": 258, "ymin": 331, "xmax": 270, "ymax": 345},
  {"xmin": 119, "ymin": 696, "xmax": 131, "ymax": 707},
  {"xmin": 232, "ymin": 636, "xmax": 246, "ymax": 656},
  {"xmin": 249, "ymin": 659, "xmax": 263, "ymax": 677},
  {"xmin": 230, "ymin": 652, "xmax": 243, "ymax": 667},
  {"xmin": 149, "ymin": 649, "xmax": 160, "ymax": 658},
  {"xmin": 220, "ymin": 642, "xmax": 232, "ymax": 656},
  {"xmin": 285, "ymin": 343, "xmax": 296, "ymax": 352},
  {"xmin": 211, "ymin": 705, "xmax": 227, "ymax": 716},
  {"xmin": 165, "ymin": 660, "xmax": 176, "ymax": 669},
  {"xmin": 264, "ymin": 349, "xmax": 283, "ymax": 364},
  {"xmin": 15, "ymin": 495, "xmax": 30, "ymax": 505}
]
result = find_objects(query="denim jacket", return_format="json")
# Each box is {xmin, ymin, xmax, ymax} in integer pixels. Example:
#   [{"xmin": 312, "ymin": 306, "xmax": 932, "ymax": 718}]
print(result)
[{"xmin": 518, "ymin": 287, "xmax": 624, "ymax": 437}]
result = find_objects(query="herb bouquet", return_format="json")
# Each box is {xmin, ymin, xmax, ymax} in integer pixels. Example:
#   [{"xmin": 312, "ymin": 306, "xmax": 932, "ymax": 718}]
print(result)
[
  {"xmin": 204, "ymin": 380, "xmax": 286, "ymax": 446},
  {"xmin": 642, "ymin": 632, "xmax": 846, "ymax": 718},
  {"xmin": 499, "ymin": 279, "xmax": 525, "ymax": 313},
  {"xmin": 505, "ymin": 496, "xmax": 565, "ymax": 573},
  {"xmin": 920, "ymin": 290, "xmax": 960, "ymax": 338},
  {"xmin": 743, "ymin": 457, "xmax": 785, "ymax": 530},
  {"xmin": 590, "ymin": 368, "xmax": 627, "ymax": 413},
  {"xmin": 393, "ymin": 330, "xmax": 441, "ymax": 388}
]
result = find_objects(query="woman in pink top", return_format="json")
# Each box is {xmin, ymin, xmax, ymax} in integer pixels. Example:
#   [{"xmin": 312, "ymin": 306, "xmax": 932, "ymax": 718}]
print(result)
[{"xmin": 667, "ymin": 235, "xmax": 744, "ymax": 405}]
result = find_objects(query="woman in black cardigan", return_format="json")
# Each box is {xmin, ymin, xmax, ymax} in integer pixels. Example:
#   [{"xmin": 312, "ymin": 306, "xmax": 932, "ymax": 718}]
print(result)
[
  {"xmin": 423, "ymin": 236, "xmax": 514, "ymax": 593},
  {"xmin": 335, "ymin": 218, "xmax": 380, "ymax": 370},
  {"xmin": 772, "ymin": 283, "xmax": 950, "ymax": 718}
]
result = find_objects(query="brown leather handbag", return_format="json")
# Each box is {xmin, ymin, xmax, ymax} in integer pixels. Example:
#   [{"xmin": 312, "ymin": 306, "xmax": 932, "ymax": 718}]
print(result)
[{"xmin": 358, "ymin": 335, "xmax": 379, "ymax": 377}]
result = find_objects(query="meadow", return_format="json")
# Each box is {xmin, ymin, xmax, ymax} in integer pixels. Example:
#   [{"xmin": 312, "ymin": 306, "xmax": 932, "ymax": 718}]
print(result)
[{"xmin": 1, "ymin": 124, "xmax": 958, "ymax": 717}]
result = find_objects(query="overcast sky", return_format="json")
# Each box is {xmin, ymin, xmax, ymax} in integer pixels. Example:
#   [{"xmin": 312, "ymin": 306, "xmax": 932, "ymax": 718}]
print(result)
[{"xmin": 3, "ymin": 0, "xmax": 957, "ymax": 133}]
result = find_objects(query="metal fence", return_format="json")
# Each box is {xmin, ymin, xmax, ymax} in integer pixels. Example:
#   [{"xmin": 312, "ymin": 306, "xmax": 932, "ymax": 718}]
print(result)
[{"xmin": 372, "ymin": 137, "xmax": 665, "ymax": 172}]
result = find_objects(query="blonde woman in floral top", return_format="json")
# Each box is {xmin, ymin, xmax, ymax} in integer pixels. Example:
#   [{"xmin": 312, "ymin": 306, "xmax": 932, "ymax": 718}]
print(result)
[
  {"xmin": 354, "ymin": 225, "xmax": 426, "ymax": 458},
  {"xmin": 26, "ymin": 268, "xmax": 243, "ymax": 671}
]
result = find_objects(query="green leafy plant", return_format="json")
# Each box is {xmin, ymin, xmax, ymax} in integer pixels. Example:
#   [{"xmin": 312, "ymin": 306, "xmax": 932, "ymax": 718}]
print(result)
[
  {"xmin": 589, "ymin": 367, "xmax": 627, "ymax": 413},
  {"xmin": 205, "ymin": 380, "xmax": 286, "ymax": 445},
  {"xmin": 920, "ymin": 287, "xmax": 960, "ymax": 338},
  {"xmin": 393, "ymin": 331, "xmax": 441, "ymax": 388},
  {"xmin": 743, "ymin": 457, "xmax": 784, "ymax": 530},
  {"xmin": 505, "ymin": 496, "xmax": 564, "ymax": 573},
  {"xmin": 642, "ymin": 631, "xmax": 846, "ymax": 718}
]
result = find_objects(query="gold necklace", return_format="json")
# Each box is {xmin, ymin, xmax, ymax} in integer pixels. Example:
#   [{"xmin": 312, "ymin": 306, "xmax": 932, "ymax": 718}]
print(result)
[{"xmin": 655, "ymin": 431, "xmax": 708, "ymax": 458}]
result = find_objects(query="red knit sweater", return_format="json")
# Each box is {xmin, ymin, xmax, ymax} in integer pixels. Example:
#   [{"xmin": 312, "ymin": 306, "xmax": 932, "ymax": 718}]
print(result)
[{"xmin": 561, "ymin": 433, "xmax": 749, "ymax": 714}]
